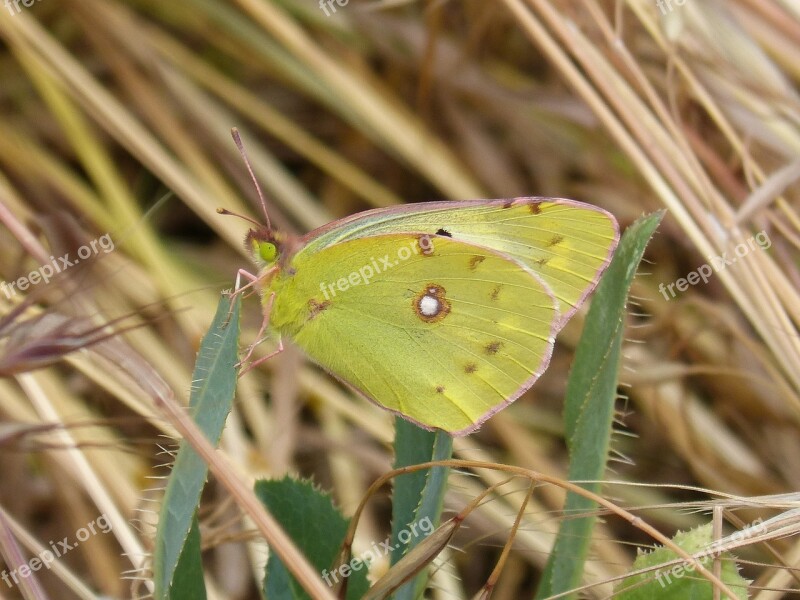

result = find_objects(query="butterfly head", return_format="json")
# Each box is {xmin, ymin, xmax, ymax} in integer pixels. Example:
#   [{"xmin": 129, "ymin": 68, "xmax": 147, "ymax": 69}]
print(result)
[{"xmin": 246, "ymin": 227, "xmax": 282, "ymax": 269}]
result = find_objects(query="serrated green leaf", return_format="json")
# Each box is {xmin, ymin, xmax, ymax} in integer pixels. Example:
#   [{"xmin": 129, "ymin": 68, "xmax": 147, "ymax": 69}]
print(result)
[
  {"xmin": 616, "ymin": 523, "xmax": 749, "ymax": 599},
  {"xmin": 537, "ymin": 212, "xmax": 664, "ymax": 599},
  {"xmin": 153, "ymin": 294, "xmax": 241, "ymax": 600},
  {"xmin": 256, "ymin": 476, "xmax": 369, "ymax": 600}
]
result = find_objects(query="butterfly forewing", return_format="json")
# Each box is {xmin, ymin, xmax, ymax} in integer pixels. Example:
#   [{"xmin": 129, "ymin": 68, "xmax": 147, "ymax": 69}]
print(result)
[
  {"xmin": 300, "ymin": 198, "xmax": 618, "ymax": 328},
  {"xmin": 269, "ymin": 234, "xmax": 558, "ymax": 434}
]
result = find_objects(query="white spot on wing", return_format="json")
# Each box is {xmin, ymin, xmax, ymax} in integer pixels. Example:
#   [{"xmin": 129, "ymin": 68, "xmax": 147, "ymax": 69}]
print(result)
[
  {"xmin": 412, "ymin": 283, "xmax": 450, "ymax": 323},
  {"xmin": 419, "ymin": 294, "xmax": 440, "ymax": 317}
]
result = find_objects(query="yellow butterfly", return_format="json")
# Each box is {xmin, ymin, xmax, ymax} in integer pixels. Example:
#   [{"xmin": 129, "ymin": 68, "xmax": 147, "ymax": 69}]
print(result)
[{"xmin": 226, "ymin": 138, "xmax": 619, "ymax": 435}]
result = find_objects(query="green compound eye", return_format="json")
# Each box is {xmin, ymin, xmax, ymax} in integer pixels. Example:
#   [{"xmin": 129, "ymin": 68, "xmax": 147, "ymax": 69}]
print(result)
[{"xmin": 258, "ymin": 241, "xmax": 277, "ymax": 263}]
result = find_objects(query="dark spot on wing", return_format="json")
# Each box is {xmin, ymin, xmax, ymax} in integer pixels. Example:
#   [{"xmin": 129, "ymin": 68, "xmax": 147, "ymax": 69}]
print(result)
[
  {"xmin": 469, "ymin": 255, "xmax": 486, "ymax": 270},
  {"xmin": 533, "ymin": 257, "xmax": 550, "ymax": 267},
  {"xmin": 490, "ymin": 285, "xmax": 501, "ymax": 301},
  {"xmin": 435, "ymin": 385, "xmax": 445, "ymax": 394},
  {"xmin": 417, "ymin": 234, "xmax": 435, "ymax": 255},
  {"xmin": 307, "ymin": 299, "xmax": 331, "ymax": 321},
  {"xmin": 464, "ymin": 363, "xmax": 477, "ymax": 374},
  {"xmin": 529, "ymin": 202, "xmax": 542, "ymax": 215},
  {"xmin": 485, "ymin": 341, "xmax": 503, "ymax": 355},
  {"xmin": 547, "ymin": 235, "xmax": 564, "ymax": 247},
  {"xmin": 435, "ymin": 228, "xmax": 452, "ymax": 238}
]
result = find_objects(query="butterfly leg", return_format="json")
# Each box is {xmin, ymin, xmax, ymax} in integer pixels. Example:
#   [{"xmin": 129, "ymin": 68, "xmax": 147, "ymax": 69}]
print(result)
[
  {"xmin": 238, "ymin": 337, "xmax": 284, "ymax": 376},
  {"xmin": 238, "ymin": 291, "xmax": 282, "ymax": 373},
  {"xmin": 224, "ymin": 266, "xmax": 276, "ymax": 325},
  {"xmin": 232, "ymin": 268, "xmax": 261, "ymax": 298}
]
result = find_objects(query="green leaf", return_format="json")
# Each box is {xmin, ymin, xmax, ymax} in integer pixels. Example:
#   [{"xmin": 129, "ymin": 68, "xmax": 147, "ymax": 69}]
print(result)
[
  {"xmin": 536, "ymin": 212, "xmax": 664, "ymax": 599},
  {"xmin": 389, "ymin": 417, "xmax": 436, "ymax": 566},
  {"xmin": 256, "ymin": 476, "xmax": 369, "ymax": 600},
  {"xmin": 153, "ymin": 294, "xmax": 241, "ymax": 600},
  {"xmin": 166, "ymin": 517, "xmax": 206, "ymax": 600},
  {"xmin": 616, "ymin": 524, "xmax": 749, "ymax": 599},
  {"xmin": 392, "ymin": 424, "xmax": 453, "ymax": 600}
]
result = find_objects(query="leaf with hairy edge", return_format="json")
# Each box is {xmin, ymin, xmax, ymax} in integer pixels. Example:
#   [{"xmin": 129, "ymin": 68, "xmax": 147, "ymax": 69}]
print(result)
[
  {"xmin": 536, "ymin": 212, "xmax": 664, "ymax": 599},
  {"xmin": 153, "ymin": 295, "xmax": 240, "ymax": 600}
]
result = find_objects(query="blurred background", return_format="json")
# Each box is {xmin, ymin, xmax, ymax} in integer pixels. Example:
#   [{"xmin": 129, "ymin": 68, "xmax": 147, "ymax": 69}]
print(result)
[{"xmin": 0, "ymin": 0, "xmax": 799, "ymax": 598}]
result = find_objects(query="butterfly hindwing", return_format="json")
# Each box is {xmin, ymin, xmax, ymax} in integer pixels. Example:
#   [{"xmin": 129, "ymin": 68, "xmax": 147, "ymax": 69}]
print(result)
[
  {"xmin": 269, "ymin": 234, "xmax": 558, "ymax": 434},
  {"xmin": 301, "ymin": 198, "xmax": 618, "ymax": 328}
]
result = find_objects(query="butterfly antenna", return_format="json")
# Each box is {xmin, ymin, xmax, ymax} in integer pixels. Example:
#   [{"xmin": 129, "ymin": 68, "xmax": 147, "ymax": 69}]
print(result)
[
  {"xmin": 231, "ymin": 127, "xmax": 272, "ymax": 231},
  {"xmin": 216, "ymin": 207, "xmax": 264, "ymax": 229}
]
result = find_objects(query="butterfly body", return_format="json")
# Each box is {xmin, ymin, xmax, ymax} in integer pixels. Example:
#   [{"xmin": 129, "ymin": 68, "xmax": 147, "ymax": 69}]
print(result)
[{"xmin": 245, "ymin": 197, "xmax": 618, "ymax": 435}]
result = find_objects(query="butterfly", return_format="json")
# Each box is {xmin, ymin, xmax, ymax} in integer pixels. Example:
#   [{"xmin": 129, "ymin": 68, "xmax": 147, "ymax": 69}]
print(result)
[{"xmin": 225, "ymin": 137, "xmax": 619, "ymax": 436}]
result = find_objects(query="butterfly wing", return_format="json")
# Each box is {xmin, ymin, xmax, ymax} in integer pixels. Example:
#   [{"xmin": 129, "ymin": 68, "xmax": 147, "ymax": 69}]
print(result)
[
  {"xmin": 300, "ymin": 198, "xmax": 618, "ymax": 328},
  {"xmin": 269, "ymin": 233, "xmax": 558, "ymax": 435}
]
